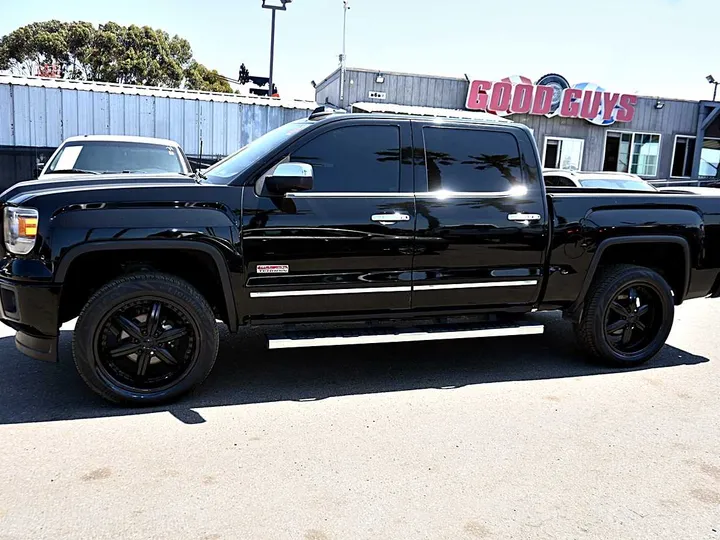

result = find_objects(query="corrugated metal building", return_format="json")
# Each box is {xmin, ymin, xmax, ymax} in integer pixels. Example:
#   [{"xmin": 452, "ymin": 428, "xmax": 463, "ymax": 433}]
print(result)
[
  {"xmin": 0, "ymin": 75, "xmax": 317, "ymax": 188},
  {"xmin": 316, "ymin": 67, "xmax": 720, "ymax": 183}
]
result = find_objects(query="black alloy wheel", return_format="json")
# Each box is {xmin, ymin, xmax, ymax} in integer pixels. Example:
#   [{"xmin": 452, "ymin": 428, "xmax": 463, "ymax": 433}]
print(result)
[
  {"xmin": 95, "ymin": 298, "xmax": 199, "ymax": 393},
  {"xmin": 73, "ymin": 273, "xmax": 219, "ymax": 405},
  {"xmin": 603, "ymin": 285, "xmax": 662, "ymax": 355},
  {"xmin": 574, "ymin": 265, "xmax": 674, "ymax": 367}
]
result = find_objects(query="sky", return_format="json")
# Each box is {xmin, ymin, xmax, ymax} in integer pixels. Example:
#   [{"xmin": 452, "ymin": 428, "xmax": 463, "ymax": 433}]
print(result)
[{"xmin": 1, "ymin": 0, "xmax": 718, "ymax": 102}]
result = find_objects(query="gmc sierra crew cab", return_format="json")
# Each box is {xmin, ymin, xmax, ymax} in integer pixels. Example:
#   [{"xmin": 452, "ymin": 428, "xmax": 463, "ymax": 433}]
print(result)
[{"xmin": 2, "ymin": 107, "xmax": 720, "ymax": 405}]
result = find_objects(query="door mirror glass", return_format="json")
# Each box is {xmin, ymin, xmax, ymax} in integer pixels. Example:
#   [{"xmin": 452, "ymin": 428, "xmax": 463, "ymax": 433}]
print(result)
[{"xmin": 265, "ymin": 162, "xmax": 314, "ymax": 195}]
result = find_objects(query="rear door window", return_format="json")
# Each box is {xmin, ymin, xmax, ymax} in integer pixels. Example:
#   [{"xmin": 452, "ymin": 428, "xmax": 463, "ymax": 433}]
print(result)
[{"xmin": 422, "ymin": 127, "xmax": 523, "ymax": 192}]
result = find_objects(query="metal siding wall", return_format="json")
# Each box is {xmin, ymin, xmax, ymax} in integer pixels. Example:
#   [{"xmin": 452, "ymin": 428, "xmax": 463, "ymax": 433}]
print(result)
[
  {"xmin": 168, "ymin": 98, "xmax": 185, "ymax": 148},
  {"xmin": 139, "ymin": 95, "xmax": 154, "ymax": 138},
  {"xmin": 198, "ymin": 101, "xmax": 212, "ymax": 156},
  {"xmin": 0, "ymin": 84, "xmax": 13, "ymax": 146},
  {"xmin": 45, "ymin": 88, "xmax": 62, "ymax": 146},
  {"xmin": 154, "ymin": 97, "xmax": 171, "ymax": 140},
  {"xmin": 1, "ymin": 81, "xmax": 315, "ymax": 170},
  {"xmin": 62, "ymin": 90, "xmax": 79, "ymax": 139},
  {"xmin": 123, "ymin": 94, "xmax": 139, "ymax": 136},
  {"xmin": 109, "ymin": 93, "xmax": 124, "ymax": 135},
  {"xmin": 226, "ymin": 103, "xmax": 240, "ymax": 155},
  {"xmin": 28, "ymin": 87, "xmax": 46, "ymax": 147},
  {"xmin": 183, "ymin": 100, "xmax": 199, "ymax": 155},
  {"xmin": 93, "ymin": 92, "xmax": 109, "ymax": 135},
  {"xmin": 13, "ymin": 86, "xmax": 31, "ymax": 146}
]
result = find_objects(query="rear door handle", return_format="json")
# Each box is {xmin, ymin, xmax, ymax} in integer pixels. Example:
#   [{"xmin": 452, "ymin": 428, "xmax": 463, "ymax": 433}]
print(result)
[
  {"xmin": 372, "ymin": 213, "xmax": 411, "ymax": 224},
  {"xmin": 508, "ymin": 213, "xmax": 542, "ymax": 222}
]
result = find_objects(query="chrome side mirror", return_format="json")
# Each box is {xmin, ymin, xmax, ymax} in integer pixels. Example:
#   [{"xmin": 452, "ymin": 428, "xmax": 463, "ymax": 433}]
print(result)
[{"xmin": 265, "ymin": 162, "xmax": 314, "ymax": 195}]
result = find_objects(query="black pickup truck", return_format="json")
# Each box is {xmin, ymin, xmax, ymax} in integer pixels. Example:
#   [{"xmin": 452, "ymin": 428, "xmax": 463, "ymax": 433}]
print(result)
[{"xmin": 2, "ymin": 108, "xmax": 720, "ymax": 405}]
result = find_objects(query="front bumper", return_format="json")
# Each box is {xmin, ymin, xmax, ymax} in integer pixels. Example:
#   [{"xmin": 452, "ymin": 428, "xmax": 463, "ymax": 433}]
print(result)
[{"xmin": 0, "ymin": 277, "xmax": 61, "ymax": 362}]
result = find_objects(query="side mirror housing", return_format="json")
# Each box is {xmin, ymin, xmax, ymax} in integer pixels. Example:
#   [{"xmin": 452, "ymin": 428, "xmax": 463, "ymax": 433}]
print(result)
[{"xmin": 265, "ymin": 162, "xmax": 314, "ymax": 195}]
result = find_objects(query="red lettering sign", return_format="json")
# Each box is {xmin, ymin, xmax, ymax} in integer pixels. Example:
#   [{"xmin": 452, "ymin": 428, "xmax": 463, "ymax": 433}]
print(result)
[
  {"xmin": 616, "ymin": 95, "xmax": 638, "ymax": 123},
  {"xmin": 465, "ymin": 76, "xmax": 637, "ymax": 125}
]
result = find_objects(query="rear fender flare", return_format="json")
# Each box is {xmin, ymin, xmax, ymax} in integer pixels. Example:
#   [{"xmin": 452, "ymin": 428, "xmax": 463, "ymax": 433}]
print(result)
[{"xmin": 567, "ymin": 235, "xmax": 691, "ymax": 320}]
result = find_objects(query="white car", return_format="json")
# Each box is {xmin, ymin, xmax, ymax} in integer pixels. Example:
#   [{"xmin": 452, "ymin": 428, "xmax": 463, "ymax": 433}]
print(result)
[
  {"xmin": 39, "ymin": 135, "xmax": 193, "ymax": 179},
  {"xmin": 543, "ymin": 169, "xmax": 658, "ymax": 192},
  {"xmin": 657, "ymin": 185, "xmax": 720, "ymax": 196}
]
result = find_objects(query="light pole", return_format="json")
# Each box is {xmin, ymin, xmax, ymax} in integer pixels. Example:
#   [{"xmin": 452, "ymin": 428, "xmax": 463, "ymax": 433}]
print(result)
[
  {"xmin": 262, "ymin": 0, "xmax": 293, "ymax": 97},
  {"xmin": 708, "ymin": 75, "xmax": 719, "ymax": 101},
  {"xmin": 339, "ymin": 1, "xmax": 350, "ymax": 106}
]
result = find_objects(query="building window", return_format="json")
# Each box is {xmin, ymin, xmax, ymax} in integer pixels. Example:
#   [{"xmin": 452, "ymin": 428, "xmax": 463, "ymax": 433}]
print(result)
[
  {"xmin": 670, "ymin": 136, "xmax": 720, "ymax": 179},
  {"xmin": 603, "ymin": 131, "xmax": 661, "ymax": 177},
  {"xmin": 543, "ymin": 137, "xmax": 584, "ymax": 171},
  {"xmin": 700, "ymin": 139, "xmax": 720, "ymax": 179},
  {"xmin": 671, "ymin": 136, "xmax": 696, "ymax": 178}
]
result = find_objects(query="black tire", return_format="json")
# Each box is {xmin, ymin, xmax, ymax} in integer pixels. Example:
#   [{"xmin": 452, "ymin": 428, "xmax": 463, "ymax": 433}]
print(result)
[
  {"xmin": 73, "ymin": 273, "xmax": 219, "ymax": 406},
  {"xmin": 574, "ymin": 264, "xmax": 674, "ymax": 367}
]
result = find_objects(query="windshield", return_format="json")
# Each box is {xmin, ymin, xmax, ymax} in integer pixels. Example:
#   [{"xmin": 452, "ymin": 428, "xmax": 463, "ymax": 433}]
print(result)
[
  {"xmin": 46, "ymin": 141, "xmax": 186, "ymax": 175},
  {"xmin": 202, "ymin": 120, "xmax": 313, "ymax": 185},
  {"xmin": 579, "ymin": 179, "xmax": 657, "ymax": 192}
]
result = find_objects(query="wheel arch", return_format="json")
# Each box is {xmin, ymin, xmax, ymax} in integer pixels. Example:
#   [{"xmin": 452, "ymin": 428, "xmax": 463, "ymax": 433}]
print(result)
[
  {"xmin": 568, "ymin": 235, "xmax": 691, "ymax": 320},
  {"xmin": 55, "ymin": 240, "xmax": 238, "ymax": 331}
]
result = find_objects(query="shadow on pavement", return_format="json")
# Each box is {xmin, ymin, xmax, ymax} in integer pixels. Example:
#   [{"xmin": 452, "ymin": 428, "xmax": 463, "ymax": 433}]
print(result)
[{"xmin": 0, "ymin": 312, "xmax": 709, "ymax": 425}]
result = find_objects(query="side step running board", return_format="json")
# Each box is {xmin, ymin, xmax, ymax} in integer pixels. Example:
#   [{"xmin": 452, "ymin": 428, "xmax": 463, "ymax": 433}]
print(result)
[{"xmin": 268, "ymin": 323, "xmax": 544, "ymax": 350}]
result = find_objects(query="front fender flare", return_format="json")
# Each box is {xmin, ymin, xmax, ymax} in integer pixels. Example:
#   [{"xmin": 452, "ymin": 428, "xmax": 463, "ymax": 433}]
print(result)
[{"xmin": 54, "ymin": 240, "xmax": 238, "ymax": 331}]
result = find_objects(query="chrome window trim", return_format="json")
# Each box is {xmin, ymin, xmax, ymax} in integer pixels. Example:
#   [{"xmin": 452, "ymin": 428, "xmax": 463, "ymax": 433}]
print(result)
[{"xmin": 285, "ymin": 189, "xmax": 527, "ymax": 199}]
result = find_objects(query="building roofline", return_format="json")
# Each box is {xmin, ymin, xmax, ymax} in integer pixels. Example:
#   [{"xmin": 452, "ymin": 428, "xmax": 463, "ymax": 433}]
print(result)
[
  {"xmin": 0, "ymin": 74, "xmax": 318, "ymax": 110},
  {"xmin": 315, "ymin": 67, "xmax": 342, "ymax": 90},
  {"xmin": 346, "ymin": 67, "xmax": 466, "ymax": 82},
  {"xmin": 328, "ymin": 67, "xmax": 703, "ymax": 104}
]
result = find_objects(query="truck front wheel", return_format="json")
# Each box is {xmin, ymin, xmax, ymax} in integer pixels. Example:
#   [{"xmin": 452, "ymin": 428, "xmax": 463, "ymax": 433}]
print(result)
[
  {"xmin": 574, "ymin": 264, "xmax": 674, "ymax": 367},
  {"xmin": 73, "ymin": 273, "xmax": 220, "ymax": 405}
]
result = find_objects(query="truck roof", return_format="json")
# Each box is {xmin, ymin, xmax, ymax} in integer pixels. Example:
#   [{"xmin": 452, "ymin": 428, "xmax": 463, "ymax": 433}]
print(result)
[{"xmin": 308, "ymin": 109, "xmax": 528, "ymax": 130}]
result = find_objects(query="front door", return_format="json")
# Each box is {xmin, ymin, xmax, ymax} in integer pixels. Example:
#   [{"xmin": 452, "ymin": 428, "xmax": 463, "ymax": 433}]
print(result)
[
  {"xmin": 410, "ymin": 122, "xmax": 548, "ymax": 311},
  {"xmin": 240, "ymin": 119, "xmax": 416, "ymax": 320}
]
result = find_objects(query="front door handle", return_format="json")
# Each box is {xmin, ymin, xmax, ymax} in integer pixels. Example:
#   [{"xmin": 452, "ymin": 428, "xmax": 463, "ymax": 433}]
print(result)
[
  {"xmin": 372, "ymin": 213, "xmax": 411, "ymax": 225},
  {"xmin": 508, "ymin": 213, "xmax": 542, "ymax": 222}
]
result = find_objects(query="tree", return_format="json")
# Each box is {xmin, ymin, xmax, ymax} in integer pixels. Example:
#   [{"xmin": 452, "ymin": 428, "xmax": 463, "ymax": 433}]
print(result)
[
  {"xmin": 238, "ymin": 63, "xmax": 250, "ymax": 85},
  {"xmin": 0, "ymin": 20, "xmax": 94, "ymax": 78},
  {"xmin": 0, "ymin": 20, "xmax": 231, "ymax": 92},
  {"xmin": 185, "ymin": 60, "xmax": 232, "ymax": 93}
]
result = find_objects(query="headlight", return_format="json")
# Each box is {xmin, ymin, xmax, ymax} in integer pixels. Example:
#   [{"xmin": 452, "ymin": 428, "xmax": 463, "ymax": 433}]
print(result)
[{"xmin": 4, "ymin": 207, "xmax": 39, "ymax": 255}]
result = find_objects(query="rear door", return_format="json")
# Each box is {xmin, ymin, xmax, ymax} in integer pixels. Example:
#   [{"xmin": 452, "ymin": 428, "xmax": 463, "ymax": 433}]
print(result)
[
  {"xmin": 411, "ymin": 122, "xmax": 549, "ymax": 310},
  {"xmin": 240, "ymin": 118, "xmax": 416, "ymax": 319}
]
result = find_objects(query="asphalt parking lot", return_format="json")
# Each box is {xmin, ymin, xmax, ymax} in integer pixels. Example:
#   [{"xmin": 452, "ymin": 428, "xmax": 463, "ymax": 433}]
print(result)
[{"xmin": 0, "ymin": 303, "xmax": 719, "ymax": 540}]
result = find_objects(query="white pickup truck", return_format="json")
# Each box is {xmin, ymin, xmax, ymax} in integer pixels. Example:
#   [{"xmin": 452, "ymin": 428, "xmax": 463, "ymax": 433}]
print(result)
[{"xmin": 39, "ymin": 135, "xmax": 193, "ymax": 179}]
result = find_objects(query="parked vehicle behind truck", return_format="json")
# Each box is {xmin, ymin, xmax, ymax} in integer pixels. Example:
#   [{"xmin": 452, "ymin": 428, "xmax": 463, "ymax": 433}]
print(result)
[
  {"xmin": 2, "ymin": 107, "xmax": 720, "ymax": 405},
  {"xmin": 39, "ymin": 135, "xmax": 193, "ymax": 178}
]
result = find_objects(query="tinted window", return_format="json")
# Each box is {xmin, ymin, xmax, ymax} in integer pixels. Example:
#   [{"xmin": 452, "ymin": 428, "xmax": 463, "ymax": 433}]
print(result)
[
  {"xmin": 290, "ymin": 126, "xmax": 401, "ymax": 192},
  {"xmin": 544, "ymin": 175, "xmax": 575, "ymax": 187},
  {"xmin": 423, "ymin": 128, "xmax": 522, "ymax": 192},
  {"xmin": 47, "ymin": 142, "xmax": 184, "ymax": 174},
  {"xmin": 203, "ymin": 121, "xmax": 313, "ymax": 184}
]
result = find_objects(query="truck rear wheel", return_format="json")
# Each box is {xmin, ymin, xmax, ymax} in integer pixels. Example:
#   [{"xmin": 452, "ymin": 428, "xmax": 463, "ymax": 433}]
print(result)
[
  {"xmin": 73, "ymin": 273, "xmax": 219, "ymax": 405},
  {"xmin": 574, "ymin": 264, "xmax": 674, "ymax": 367}
]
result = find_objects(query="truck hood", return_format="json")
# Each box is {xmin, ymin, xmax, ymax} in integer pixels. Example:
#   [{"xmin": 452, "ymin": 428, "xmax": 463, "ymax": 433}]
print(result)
[{"xmin": 0, "ymin": 173, "xmax": 197, "ymax": 205}]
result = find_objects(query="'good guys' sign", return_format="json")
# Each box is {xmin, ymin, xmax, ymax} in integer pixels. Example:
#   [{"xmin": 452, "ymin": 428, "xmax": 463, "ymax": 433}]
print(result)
[{"xmin": 466, "ymin": 74, "xmax": 637, "ymax": 126}]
